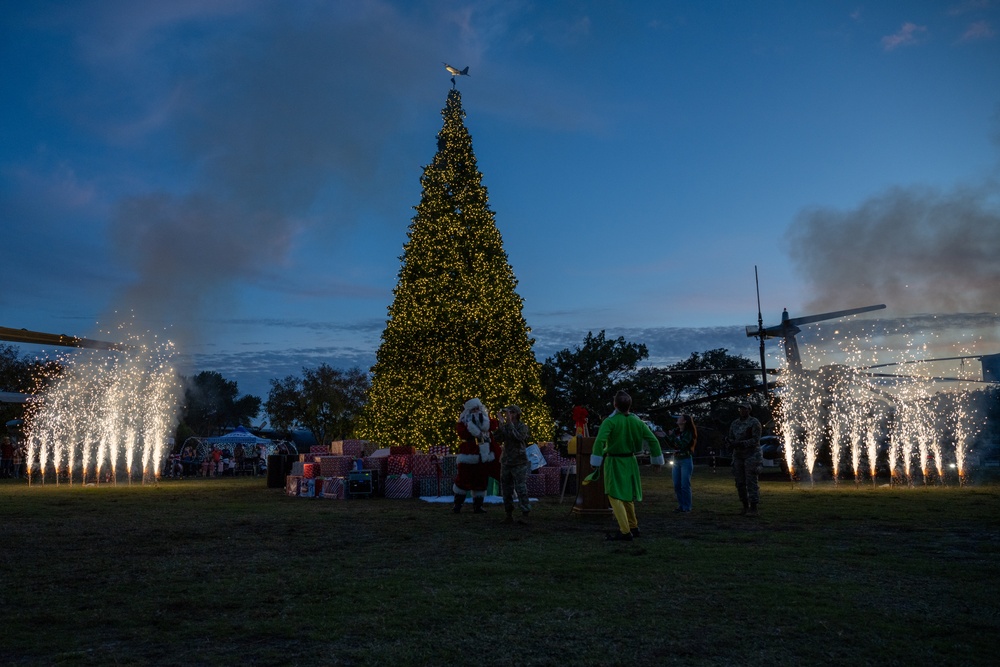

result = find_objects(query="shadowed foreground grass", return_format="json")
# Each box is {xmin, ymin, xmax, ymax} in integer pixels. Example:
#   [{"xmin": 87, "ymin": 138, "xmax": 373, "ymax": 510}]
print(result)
[{"xmin": 2, "ymin": 467, "xmax": 999, "ymax": 666}]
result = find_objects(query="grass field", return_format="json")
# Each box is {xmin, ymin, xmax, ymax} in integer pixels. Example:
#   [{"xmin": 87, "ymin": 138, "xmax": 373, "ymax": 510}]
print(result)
[{"xmin": 2, "ymin": 466, "xmax": 998, "ymax": 667}]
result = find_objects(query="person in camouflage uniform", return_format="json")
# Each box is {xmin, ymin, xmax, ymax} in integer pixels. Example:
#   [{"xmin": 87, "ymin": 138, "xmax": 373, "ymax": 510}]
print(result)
[
  {"xmin": 728, "ymin": 402, "xmax": 763, "ymax": 516},
  {"xmin": 495, "ymin": 404, "xmax": 532, "ymax": 524}
]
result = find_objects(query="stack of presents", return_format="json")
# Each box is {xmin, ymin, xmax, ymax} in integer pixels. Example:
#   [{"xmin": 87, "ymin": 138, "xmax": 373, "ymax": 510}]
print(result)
[{"xmin": 285, "ymin": 440, "xmax": 574, "ymax": 500}]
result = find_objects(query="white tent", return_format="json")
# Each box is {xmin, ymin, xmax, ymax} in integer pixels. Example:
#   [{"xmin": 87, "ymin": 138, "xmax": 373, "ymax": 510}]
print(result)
[
  {"xmin": 206, "ymin": 426, "xmax": 271, "ymax": 446},
  {"xmin": 200, "ymin": 426, "xmax": 275, "ymax": 459}
]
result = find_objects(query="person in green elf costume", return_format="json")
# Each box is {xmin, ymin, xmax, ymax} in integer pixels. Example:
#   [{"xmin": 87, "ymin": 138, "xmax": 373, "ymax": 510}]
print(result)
[{"xmin": 585, "ymin": 390, "xmax": 664, "ymax": 541}]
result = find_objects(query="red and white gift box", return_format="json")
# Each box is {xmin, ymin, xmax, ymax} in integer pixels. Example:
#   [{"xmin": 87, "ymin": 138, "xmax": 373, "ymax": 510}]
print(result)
[
  {"xmin": 411, "ymin": 454, "xmax": 439, "ymax": 477},
  {"xmin": 526, "ymin": 472, "xmax": 546, "ymax": 497},
  {"xmin": 540, "ymin": 466, "xmax": 561, "ymax": 495},
  {"xmin": 426, "ymin": 445, "xmax": 449, "ymax": 457},
  {"xmin": 341, "ymin": 441, "xmax": 364, "ymax": 458},
  {"xmin": 319, "ymin": 456, "xmax": 352, "ymax": 477},
  {"xmin": 551, "ymin": 454, "xmax": 574, "ymax": 468},
  {"xmin": 387, "ymin": 454, "xmax": 412, "ymax": 475}
]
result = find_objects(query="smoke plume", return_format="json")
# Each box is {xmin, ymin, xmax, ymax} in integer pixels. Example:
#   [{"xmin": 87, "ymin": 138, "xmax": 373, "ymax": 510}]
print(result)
[
  {"xmin": 102, "ymin": 4, "xmax": 457, "ymax": 344},
  {"xmin": 786, "ymin": 181, "xmax": 1000, "ymax": 317}
]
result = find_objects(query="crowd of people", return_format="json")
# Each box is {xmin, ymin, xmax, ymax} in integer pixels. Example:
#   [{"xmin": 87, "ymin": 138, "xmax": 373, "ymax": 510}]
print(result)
[
  {"xmin": 3, "ymin": 393, "xmax": 766, "ymax": 533},
  {"xmin": 451, "ymin": 391, "xmax": 765, "ymax": 541},
  {"xmin": 166, "ymin": 442, "xmax": 270, "ymax": 478},
  {"xmin": 1, "ymin": 436, "xmax": 25, "ymax": 479}
]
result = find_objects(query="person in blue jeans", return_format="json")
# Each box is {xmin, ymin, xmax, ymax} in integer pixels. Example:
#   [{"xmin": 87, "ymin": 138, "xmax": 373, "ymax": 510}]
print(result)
[{"xmin": 669, "ymin": 414, "xmax": 697, "ymax": 512}]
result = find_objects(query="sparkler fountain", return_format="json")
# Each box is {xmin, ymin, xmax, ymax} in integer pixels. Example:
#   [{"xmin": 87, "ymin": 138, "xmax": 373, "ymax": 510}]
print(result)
[
  {"xmin": 23, "ymin": 327, "xmax": 181, "ymax": 485},
  {"xmin": 774, "ymin": 326, "xmax": 985, "ymax": 486}
]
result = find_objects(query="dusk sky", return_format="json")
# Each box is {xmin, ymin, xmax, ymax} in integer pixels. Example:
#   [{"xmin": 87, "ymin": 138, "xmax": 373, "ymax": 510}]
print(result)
[{"xmin": 3, "ymin": 0, "xmax": 1000, "ymax": 400}]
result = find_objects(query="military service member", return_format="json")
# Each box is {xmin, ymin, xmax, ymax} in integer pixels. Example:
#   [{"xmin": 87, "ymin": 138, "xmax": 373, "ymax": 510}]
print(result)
[
  {"xmin": 728, "ymin": 402, "xmax": 763, "ymax": 516},
  {"xmin": 495, "ymin": 404, "xmax": 532, "ymax": 524}
]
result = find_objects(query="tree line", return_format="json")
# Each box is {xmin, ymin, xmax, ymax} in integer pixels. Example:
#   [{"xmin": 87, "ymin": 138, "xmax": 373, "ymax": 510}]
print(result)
[
  {"xmin": 7, "ymin": 337, "xmax": 996, "ymax": 455},
  {"xmin": 2, "ymin": 333, "xmax": 769, "ymax": 450}
]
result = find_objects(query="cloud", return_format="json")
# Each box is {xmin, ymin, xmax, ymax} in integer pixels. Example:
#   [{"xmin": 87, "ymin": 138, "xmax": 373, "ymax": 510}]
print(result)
[
  {"xmin": 881, "ymin": 22, "xmax": 928, "ymax": 51},
  {"xmin": 66, "ymin": 0, "xmax": 250, "ymax": 62},
  {"xmin": 180, "ymin": 344, "xmax": 377, "ymax": 399},
  {"xmin": 959, "ymin": 19, "xmax": 996, "ymax": 41},
  {"xmin": 948, "ymin": 1, "xmax": 992, "ymax": 17}
]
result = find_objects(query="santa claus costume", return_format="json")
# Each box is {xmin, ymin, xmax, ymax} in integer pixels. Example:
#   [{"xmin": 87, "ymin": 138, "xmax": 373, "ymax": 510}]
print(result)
[{"xmin": 453, "ymin": 398, "xmax": 501, "ymax": 513}]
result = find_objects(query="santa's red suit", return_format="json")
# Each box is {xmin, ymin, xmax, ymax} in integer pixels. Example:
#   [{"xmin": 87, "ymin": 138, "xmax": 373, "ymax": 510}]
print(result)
[{"xmin": 453, "ymin": 398, "xmax": 501, "ymax": 513}]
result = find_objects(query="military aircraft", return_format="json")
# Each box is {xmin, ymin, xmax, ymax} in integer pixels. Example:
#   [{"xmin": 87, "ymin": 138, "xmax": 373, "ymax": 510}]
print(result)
[
  {"xmin": 653, "ymin": 266, "xmax": 996, "ymax": 415},
  {"xmin": 746, "ymin": 304, "xmax": 886, "ymax": 371},
  {"xmin": 443, "ymin": 63, "xmax": 469, "ymax": 86}
]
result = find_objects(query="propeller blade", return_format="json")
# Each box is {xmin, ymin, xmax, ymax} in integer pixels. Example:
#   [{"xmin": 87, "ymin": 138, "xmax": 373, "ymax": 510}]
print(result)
[
  {"xmin": 859, "ymin": 354, "xmax": 984, "ymax": 370},
  {"xmin": 783, "ymin": 304, "xmax": 885, "ymax": 327},
  {"xmin": 0, "ymin": 325, "xmax": 129, "ymax": 351},
  {"xmin": 857, "ymin": 371, "xmax": 994, "ymax": 384}
]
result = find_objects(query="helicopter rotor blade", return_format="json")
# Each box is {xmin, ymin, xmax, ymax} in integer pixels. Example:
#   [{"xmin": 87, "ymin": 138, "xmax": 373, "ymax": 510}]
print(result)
[
  {"xmin": 782, "ymin": 304, "xmax": 886, "ymax": 328},
  {"xmin": 0, "ymin": 325, "xmax": 129, "ymax": 351},
  {"xmin": 858, "ymin": 355, "xmax": 984, "ymax": 370},
  {"xmin": 856, "ymin": 371, "xmax": 995, "ymax": 384}
]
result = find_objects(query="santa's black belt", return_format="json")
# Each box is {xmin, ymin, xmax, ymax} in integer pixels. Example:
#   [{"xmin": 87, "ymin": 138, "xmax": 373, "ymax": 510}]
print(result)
[{"xmin": 604, "ymin": 453, "xmax": 636, "ymax": 458}]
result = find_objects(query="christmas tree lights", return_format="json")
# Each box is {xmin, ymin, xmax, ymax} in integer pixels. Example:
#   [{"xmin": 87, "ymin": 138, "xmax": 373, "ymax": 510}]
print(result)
[{"xmin": 358, "ymin": 89, "xmax": 554, "ymax": 451}]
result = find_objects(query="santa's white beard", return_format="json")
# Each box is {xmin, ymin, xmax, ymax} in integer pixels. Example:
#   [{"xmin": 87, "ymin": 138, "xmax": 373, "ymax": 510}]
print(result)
[{"xmin": 464, "ymin": 412, "xmax": 488, "ymax": 439}]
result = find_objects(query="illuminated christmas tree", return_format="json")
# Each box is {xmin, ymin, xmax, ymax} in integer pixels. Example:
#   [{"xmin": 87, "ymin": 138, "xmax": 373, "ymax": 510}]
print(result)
[{"xmin": 359, "ymin": 89, "xmax": 553, "ymax": 451}]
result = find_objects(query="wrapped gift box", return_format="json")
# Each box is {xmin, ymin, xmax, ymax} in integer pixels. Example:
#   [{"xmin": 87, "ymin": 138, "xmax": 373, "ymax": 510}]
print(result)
[
  {"xmin": 526, "ymin": 472, "xmax": 546, "ymax": 496},
  {"xmin": 301, "ymin": 463, "xmax": 315, "ymax": 479},
  {"xmin": 310, "ymin": 445, "xmax": 330, "ymax": 454},
  {"xmin": 321, "ymin": 477, "xmax": 345, "ymax": 499},
  {"xmin": 550, "ymin": 454, "xmax": 574, "ymax": 468},
  {"xmin": 318, "ymin": 455, "xmax": 352, "ymax": 478},
  {"xmin": 290, "ymin": 461, "xmax": 305, "ymax": 476},
  {"xmin": 387, "ymin": 454, "xmax": 412, "ymax": 475},
  {"xmin": 362, "ymin": 456, "xmax": 388, "ymax": 475},
  {"xmin": 438, "ymin": 455, "xmax": 457, "ymax": 478},
  {"xmin": 417, "ymin": 476, "xmax": 451, "ymax": 497},
  {"xmin": 342, "ymin": 441, "xmax": 364, "ymax": 458},
  {"xmin": 412, "ymin": 454, "xmax": 439, "ymax": 477},
  {"xmin": 540, "ymin": 466, "xmax": 561, "ymax": 495},
  {"xmin": 299, "ymin": 478, "xmax": 317, "ymax": 498},
  {"xmin": 384, "ymin": 475, "xmax": 413, "ymax": 499},
  {"xmin": 427, "ymin": 445, "xmax": 449, "ymax": 457},
  {"xmin": 285, "ymin": 475, "xmax": 302, "ymax": 496}
]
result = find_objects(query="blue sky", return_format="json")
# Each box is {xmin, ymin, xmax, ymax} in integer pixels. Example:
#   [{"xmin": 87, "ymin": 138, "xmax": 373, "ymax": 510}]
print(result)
[{"xmin": 3, "ymin": 0, "xmax": 999, "ymax": 400}]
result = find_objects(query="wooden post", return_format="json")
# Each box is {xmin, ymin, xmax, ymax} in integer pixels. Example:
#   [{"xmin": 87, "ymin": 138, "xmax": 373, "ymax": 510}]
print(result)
[{"xmin": 572, "ymin": 437, "xmax": 612, "ymax": 516}]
